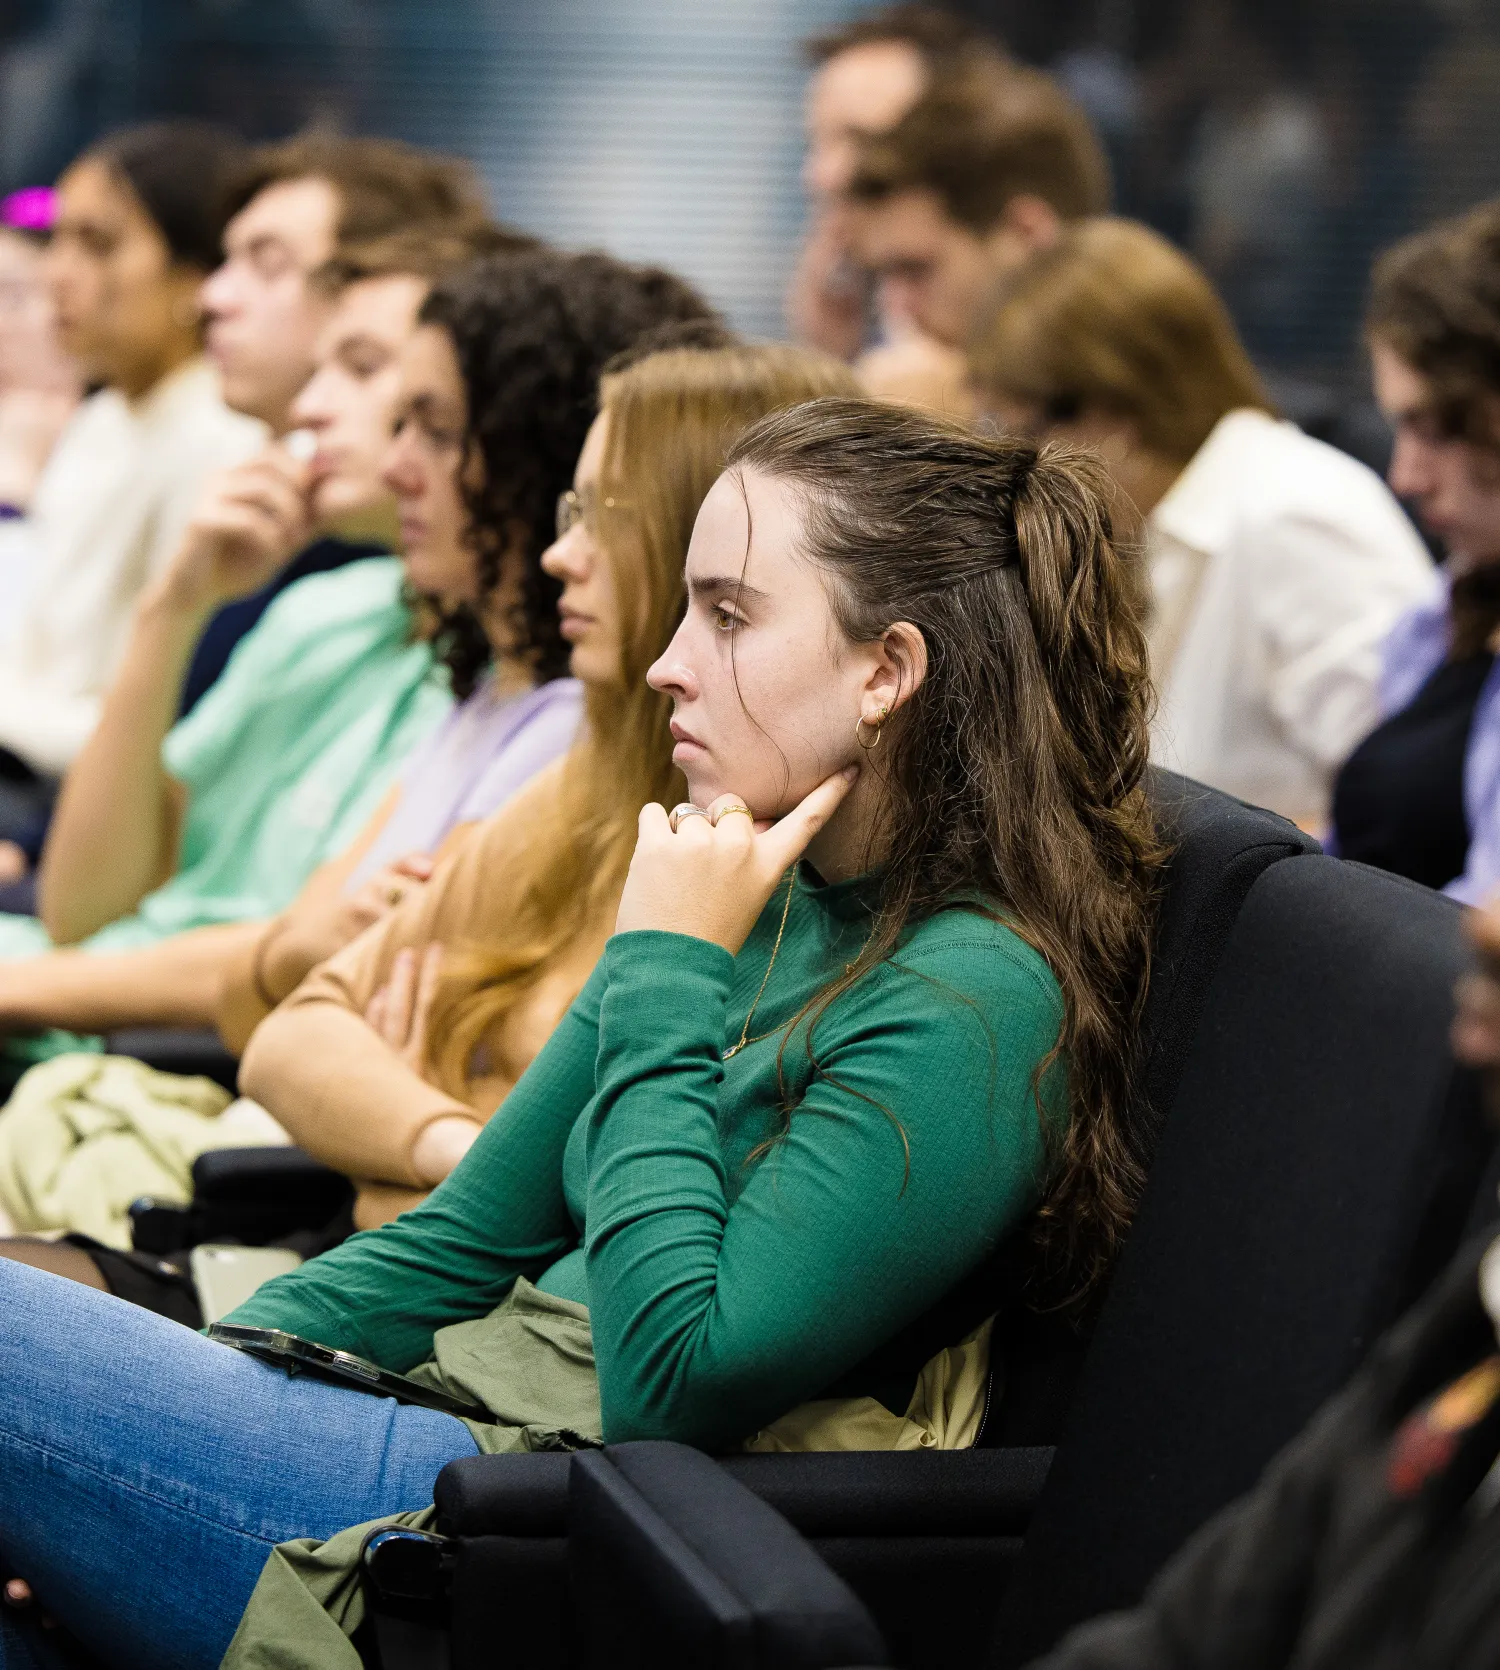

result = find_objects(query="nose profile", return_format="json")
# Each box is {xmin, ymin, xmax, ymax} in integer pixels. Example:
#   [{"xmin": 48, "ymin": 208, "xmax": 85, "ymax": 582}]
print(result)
[
  {"xmin": 1387, "ymin": 432, "xmax": 1435, "ymax": 503},
  {"xmin": 381, "ymin": 430, "xmax": 422, "ymax": 498},
  {"xmin": 541, "ymin": 525, "xmax": 589, "ymax": 581}
]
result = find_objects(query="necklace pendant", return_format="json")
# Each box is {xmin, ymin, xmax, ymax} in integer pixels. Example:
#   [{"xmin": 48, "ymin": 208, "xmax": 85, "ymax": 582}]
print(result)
[{"xmin": 723, "ymin": 1041, "xmax": 744, "ymax": 1059}]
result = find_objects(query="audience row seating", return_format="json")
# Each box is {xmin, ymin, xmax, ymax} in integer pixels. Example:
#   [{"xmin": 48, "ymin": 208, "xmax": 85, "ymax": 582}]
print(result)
[
  {"xmin": 98, "ymin": 772, "xmax": 1484, "ymax": 1668},
  {"xmin": 341, "ymin": 771, "xmax": 1493, "ymax": 1669},
  {"xmin": 521, "ymin": 836, "xmax": 1491, "ymax": 1669}
]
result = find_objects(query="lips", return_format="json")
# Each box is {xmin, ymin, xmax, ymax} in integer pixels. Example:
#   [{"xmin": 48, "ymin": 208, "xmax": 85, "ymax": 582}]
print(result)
[
  {"xmin": 669, "ymin": 720, "xmax": 705, "ymax": 750},
  {"xmin": 558, "ymin": 601, "xmax": 594, "ymax": 640}
]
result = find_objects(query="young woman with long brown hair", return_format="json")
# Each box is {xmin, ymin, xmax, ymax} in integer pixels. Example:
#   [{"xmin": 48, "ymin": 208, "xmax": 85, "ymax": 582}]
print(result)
[
  {"xmin": 0, "ymin": 400, "xmax": 1160, "ymax": 1670},
  {"xmin": 241, "ymin": 341, "xmax": 861, "ymax": 1227}
]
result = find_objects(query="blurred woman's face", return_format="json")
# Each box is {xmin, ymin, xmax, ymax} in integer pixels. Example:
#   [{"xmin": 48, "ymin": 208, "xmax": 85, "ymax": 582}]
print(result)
[
  {"xmin": 539, "ymin": 412, "xmax": 624, "ymax": 688},
  {"xmin": 381, "ymin": 324, "xmax": 480, "ymax": 609},
  {"xmin": 45, "ymin": 157, "xmax": 201, "ymax": 394},
  {"xmin": 0, "ymin": 230, "xmax": 78, "ymax": 395}
]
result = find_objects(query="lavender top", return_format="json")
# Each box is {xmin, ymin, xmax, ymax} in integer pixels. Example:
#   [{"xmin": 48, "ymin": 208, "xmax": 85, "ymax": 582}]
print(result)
[
  {"xmin": 348, "ymin": 675, "xmax": 583, "ymax": 890},
  {"xmin": 1338, "ymin": 576, "xmax": 1500, "ymax": 905}
]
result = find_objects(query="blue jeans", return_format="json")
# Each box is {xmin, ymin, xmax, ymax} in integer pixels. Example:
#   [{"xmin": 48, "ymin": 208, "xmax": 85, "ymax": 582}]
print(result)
[{"xmin": 0, "ymin": 1258, "xmax": 479, "ymax": 1669}]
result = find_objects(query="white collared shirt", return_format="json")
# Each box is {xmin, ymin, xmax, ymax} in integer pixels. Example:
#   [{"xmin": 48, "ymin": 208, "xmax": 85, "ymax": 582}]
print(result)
[
  {"xmin": 0, "ymin": 356, "xmax": 265, "ymax": 775},
  {"xmin": 1146, "ymin": 408, "xmax": 1440, "ymax": 826}
]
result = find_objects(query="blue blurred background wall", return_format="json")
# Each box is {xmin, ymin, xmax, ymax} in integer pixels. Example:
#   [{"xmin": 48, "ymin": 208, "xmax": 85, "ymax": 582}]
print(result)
[
  {"xmin": 0, "ymin": 0, "xmax": 866, "ymax": 341},
  {"xmin": 3, "ymin": 0, "xmax": 1500, "ymax": 379}
]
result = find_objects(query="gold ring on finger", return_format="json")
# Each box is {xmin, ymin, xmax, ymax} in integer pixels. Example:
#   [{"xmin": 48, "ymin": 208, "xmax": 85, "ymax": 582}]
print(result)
[
  {"xmin": 669, "ymin": 802, "xmax": 710, "ymax": 833},
  {"xmin": 711, "ymin": 803, "xmax": 753, "ymax": 825}
]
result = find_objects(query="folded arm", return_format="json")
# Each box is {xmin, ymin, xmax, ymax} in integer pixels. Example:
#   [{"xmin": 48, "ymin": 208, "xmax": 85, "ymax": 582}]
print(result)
[
  {"xmin": 0, "ymin": 920, "xmax": 264, "ymax": 1034},
  {"xmin": 240, "ymin": 767, "xmax": 565, "ymax": 1187}
]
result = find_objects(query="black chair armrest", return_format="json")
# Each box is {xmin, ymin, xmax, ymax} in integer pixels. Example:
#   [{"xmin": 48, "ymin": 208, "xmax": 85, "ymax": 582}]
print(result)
[
  {"xmin": 572, "ymin": 1442, "xmax": 888, "ymax": 1670},
  {"xmin": 434, "ymin": 1445, "xmax": 1053, "ymax": 1540},
  {"xmin": 129, "ymin": 1146, "xmax": 352, "ymax": 1254},
  {"xmin": 104, "ymin": 1027, "xmax": 239, "ymax": 1092}
]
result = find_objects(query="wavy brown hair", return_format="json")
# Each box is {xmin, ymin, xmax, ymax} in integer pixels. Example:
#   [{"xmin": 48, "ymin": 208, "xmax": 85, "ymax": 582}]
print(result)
[
  {"xmin": 423, "ymin": 345, "xmax": 860, "ymax": 1095},
  {"xmin": 726, "ymin": 398, "xmax": 1165, "ymax": 1303}
]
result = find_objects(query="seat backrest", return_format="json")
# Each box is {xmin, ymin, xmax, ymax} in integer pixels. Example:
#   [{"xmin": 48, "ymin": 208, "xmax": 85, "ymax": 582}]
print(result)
[
  {"xmin": 989, "ymin": 855, "xmax": 1488, "ymax": 1664},
  {"xmin": 1134, "ymin": 770, "xmax": 1321, "ymax": 1133},
  {"xmin": 981, "ymin": 772, "xmax": 1317, "ymax": 1444}
]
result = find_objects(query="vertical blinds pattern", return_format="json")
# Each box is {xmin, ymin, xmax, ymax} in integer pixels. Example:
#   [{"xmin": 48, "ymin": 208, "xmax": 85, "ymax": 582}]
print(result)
[{"xmin": 372, "ymin": 0, "xmax": 873, "ymax": 342}]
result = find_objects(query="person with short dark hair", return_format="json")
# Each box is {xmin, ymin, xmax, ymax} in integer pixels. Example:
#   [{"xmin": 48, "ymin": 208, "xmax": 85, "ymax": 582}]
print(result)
[
  {"xmin": 0, "ymin": 122, "xmax": 266, "ymax": 859},
  {"xmin": 1333, "ymin": 201, "xmax": 1500, "ymax": 898},
  {"xmin": 789, "ymin": 2, "xmax": 1004, "ymax": 410},
  {"xmin": 844, "ymin": 53, "xmax": 1109, "ymax": 349},
  {"xmin": 185, "ymin": 134, "xmax": 507, "ymax": 710},
  {"xmin": 202, "ymin": 133, "xmax": 491, "ymax": 437}
]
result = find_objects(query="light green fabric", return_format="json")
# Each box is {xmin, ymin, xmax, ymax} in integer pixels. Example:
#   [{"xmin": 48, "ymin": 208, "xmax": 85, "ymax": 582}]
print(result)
[
  {"xmin": 0, "ymin": 1053, "xmax": 292, "ymax": 1245},
  {"xmin": 0, "ymin": 558, "xmax": 450, "ymax": 1060},
  {"xmin": 221, "ymin": 1280, "xmax": 600, "ymax": 1670}
]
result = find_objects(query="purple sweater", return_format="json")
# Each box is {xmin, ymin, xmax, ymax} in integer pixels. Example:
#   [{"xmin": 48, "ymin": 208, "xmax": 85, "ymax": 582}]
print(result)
[{"xmin": 348, "ymin": 676, "xmax": 583, "ymax": 889}]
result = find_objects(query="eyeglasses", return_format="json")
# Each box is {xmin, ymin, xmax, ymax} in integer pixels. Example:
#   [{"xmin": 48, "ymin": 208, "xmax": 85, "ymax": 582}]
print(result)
[{"xmin": 555, "ymin": 486, "xmax": 630, "ymax": 540}]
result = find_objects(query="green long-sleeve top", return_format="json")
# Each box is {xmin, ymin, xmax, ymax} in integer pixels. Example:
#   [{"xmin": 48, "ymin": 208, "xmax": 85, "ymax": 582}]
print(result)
[{"xmin": 229, "ymin": 866, "xmax": 1065, "ymax": 1450}]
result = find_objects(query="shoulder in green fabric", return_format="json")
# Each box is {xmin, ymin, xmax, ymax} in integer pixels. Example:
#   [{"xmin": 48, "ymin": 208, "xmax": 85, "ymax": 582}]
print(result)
[{"xmin": 164, "ymin": 556, "xmax": 416, "ymax": 777}]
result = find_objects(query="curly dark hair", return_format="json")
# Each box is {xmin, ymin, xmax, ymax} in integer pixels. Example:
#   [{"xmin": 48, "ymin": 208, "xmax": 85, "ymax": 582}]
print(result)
[{"xmin": 418, "ymin": 251, "xmax": 723, "ymax": 697}]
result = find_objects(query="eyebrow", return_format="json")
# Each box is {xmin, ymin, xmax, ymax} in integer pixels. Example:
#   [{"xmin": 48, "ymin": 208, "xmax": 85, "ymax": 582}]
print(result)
[{"xmin": 687, "ymin": 574, "xmax": 772, "ymax": 605}]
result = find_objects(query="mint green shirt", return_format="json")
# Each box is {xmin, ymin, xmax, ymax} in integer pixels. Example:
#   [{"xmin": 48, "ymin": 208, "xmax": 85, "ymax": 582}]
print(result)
[
  {"xmin": 231, "ymin": 869, "xmax": 1065, "ymax": 1451},
  {"xmin": 0, "ymin": 555, "xmax": 449, "ymax": 965}
]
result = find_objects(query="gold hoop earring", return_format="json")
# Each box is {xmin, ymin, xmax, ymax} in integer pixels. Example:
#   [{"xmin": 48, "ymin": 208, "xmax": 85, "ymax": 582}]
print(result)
[{"xmin": 854, "ymin": 704, "xmax": 889, "ymax": 752}]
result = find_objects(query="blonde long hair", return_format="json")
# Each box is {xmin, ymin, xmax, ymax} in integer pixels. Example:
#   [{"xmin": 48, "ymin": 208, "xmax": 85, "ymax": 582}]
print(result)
[{"xmin": 426, "ymin": 343, "xmax": 859, "ymax": 1095}]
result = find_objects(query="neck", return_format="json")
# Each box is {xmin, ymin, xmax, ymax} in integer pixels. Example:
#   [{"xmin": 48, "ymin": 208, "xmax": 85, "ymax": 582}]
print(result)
[
  {"xmin": 325, "ymin": 497, "xmax": 400, "ymax": 550},
  {"xmin": 116, "ymin": 333, "xmax": 198, "ymax": 404},
  {"xmin": 480, "ymin": 598, "xmax": 536, "ymax": 701},
  {"xmin": 1123, "ymin": 448, "xmax": 1184, "ymax": 520},
  {"xmin": 804, "ymin": 769, "xmax": 886, "ymax": 884}
]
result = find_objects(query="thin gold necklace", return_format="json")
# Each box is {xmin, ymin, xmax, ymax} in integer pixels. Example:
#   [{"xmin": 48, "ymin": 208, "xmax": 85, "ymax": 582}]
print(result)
[{"xmin": 723, "ymin": 870, "xmax": 796, "ymax": 1059}]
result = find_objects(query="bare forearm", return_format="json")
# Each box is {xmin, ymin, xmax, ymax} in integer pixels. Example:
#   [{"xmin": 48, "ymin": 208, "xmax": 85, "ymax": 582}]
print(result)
[
  {"xmin": 215, "ymin": 929, "xmax": 276, "ymax": 1057},
  {"xmin": 241, "ymin": 1000, "xmax": 475, "ymax": 1186},
  {"xmin": 0, "ymin": 921, "xmax": 264, "ymax": 1035},
  {"xmin": 38, "ymin": 588, "xmax": 209, "ymax": 943}
]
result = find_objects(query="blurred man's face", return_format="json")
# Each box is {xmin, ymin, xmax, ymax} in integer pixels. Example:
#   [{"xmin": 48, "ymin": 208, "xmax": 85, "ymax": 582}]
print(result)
[
  {"xmin": 804, "ymin": 40, "xmax": 926, "ymax": 201},
  {"xmin": 1372, "ymin": 337, "xmax": 1500, "ymax": 568},
  {"xmin": 288, "ymin": 273, "xmax": 426, "ymax": 531},
  {"xmin": 846, "ymin": 188, "xmax": 996, "ymax": 346},
  {"xmin": 199, "ymin": 176, "xmax": 339, "ymax": 432},
  {"xmin": 848, "ymin": 186, "xmax": 1062, "ymax": 348}
]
